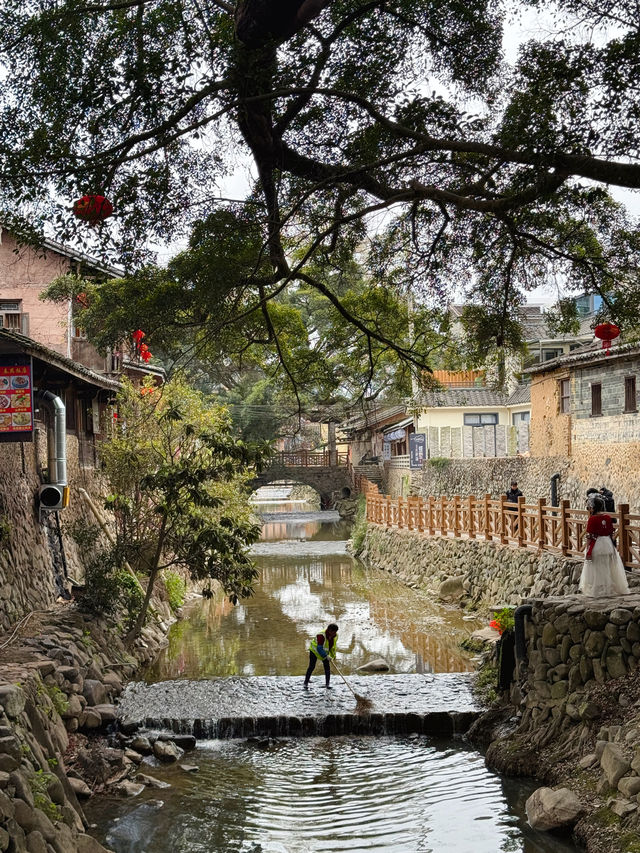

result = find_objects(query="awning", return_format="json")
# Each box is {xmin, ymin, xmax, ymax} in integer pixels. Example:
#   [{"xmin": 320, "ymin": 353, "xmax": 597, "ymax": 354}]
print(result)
[{"xmin": 383, "ymin": 417, "xmax": 413, "ymax": 441}]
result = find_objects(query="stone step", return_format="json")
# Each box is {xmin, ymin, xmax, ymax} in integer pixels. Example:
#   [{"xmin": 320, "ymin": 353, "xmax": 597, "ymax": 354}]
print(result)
[{"xmin": 117, "ymin": 673, "xmax": 481, "ymax": 740}]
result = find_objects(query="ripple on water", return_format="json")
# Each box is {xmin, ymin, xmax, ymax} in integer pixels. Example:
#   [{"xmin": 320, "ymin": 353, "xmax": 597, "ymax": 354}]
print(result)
[{"xmin": 88, "ymin": 736, "xmax": 578, "ymax": 853}]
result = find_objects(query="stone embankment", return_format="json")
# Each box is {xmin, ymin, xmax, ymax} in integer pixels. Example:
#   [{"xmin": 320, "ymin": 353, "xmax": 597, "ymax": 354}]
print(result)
[
  {"xmin": 357, "ymin": 524, "xmax": 620, "ymax": 607},
  {"xmin": 0, "ymin": 601, "xmax": 180, "ymax": 853}
]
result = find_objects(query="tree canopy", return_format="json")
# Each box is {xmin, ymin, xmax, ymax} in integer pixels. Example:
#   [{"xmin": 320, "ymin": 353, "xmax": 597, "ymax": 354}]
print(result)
[{"xmin": 3, "ymin": 0, "xmax": 640, "ymax": 367}]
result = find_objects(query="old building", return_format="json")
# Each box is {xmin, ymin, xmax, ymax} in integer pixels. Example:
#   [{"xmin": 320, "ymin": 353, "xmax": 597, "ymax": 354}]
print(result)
[
  {"xmin": 0, "ymin": 328, "xmax": 119, "ymax": 630},
  {"xmin": 527, "ymin": 339, "xmax": 640, "ymax": 505}
]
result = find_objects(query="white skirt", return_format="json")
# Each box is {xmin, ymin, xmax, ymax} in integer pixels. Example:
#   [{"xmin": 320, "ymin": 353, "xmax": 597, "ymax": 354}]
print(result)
[{"xmin": 579, "ymin": 536, "xmax": 630, "ymax": 597}]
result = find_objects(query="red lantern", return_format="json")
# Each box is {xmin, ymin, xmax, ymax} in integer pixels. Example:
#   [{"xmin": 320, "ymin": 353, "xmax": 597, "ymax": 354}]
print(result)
[
  {"xmin": 594, "ymin": 322, "xmax": 620, "ymax": 356},
  {"xmin": 72, "ymin": 194, "xmax": 114, "ymax": 225},
  {"xmin": 131, "ymin": 329, "xmax": 145, "ymax": 344}
]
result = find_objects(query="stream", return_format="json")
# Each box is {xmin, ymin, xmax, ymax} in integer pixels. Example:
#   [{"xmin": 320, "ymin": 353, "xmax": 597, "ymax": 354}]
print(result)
[{"xmin": 85, "ymin": 501, "xmax": 580, "ymax": 852}]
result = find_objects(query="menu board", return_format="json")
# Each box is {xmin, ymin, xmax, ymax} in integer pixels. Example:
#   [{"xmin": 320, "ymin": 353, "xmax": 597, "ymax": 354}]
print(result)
[{"xmin": 0, "ymin": 356, "xmax": 33, "ymax": 442}]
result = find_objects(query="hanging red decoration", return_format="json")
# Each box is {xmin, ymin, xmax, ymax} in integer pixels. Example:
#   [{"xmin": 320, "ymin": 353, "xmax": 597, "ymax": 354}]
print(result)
[
  {"xmin": 72, "ymin": 194, "xmax": 114, "ymax": 225},
  {"xmin": 594, "ymin": 322, "xmax": 620, "ymax": 356},
  {"xmin": 131, "ymin": 329, "xmax": 145, "ymax": 344}
]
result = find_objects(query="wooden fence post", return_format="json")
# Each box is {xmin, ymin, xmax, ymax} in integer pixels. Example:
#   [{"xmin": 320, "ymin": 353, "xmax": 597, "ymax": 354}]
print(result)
[
  {"xmin": 500, "ymin": 494, "xmax": 508, "ymax": 544},
  {"xmin": 537, "ymin": 498, "xmax": 545, "ymax": 550},
  {"xmin": 441, "ymin": 496, "xmax": 447, "ymax": 536},
  {"xmin": 407, "ymin": 497, "xmax": 414, "ymax": 531},
  {"xmin": 560, "ymin": 499, "xmax": 570, "ymax": 555},
  {"xmin": 428, "ymin": 496, "xmax": 435, "ymax": 535},
  {"xmin": 468, "ymin": 495, "xmax": 475, "ymax": 539},
  {"xmin": 385, "ymin": 495, "xmax": 391, "ymax": 528},
  {"xmin": 453, "ymin": 495, "xmax": 461, "ymax": 537},
  {"xmin": 618, "ymin": 503, "xmax": 630, "ymax": 566},
  {"xmin": 397, "ymin": 497, "xmax": 404, "ymax": 529},
  {"xmin": 417, "ymin": 496, "xmax": 425, "ymax": 532},
  {"xmin": 517, "ymin": 495, "xmax": 525, "ymax": 547},
  {"xmin": 484, "ymin": 493, "xmax": 491, "ymax": 540}
]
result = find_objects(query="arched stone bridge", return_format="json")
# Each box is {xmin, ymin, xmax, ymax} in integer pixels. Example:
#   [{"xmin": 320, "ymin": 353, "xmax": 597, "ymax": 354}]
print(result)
[{"xmin": 250, "ymin": 451, "xmax": 353, "ymax": 505}]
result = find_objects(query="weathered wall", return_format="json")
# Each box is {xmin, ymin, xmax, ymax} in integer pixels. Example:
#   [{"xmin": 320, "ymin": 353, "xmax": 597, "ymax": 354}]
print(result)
[
  {"xmin": 359, "ymin": 524, "xmax": 588, "ymax": 607},
  {"xmin": 0, "ymin": 423, "xmax": 106, "ymax": 631},
  {"xmin": 0, "ymin": 232, "xmax": 70, "ymax": 356},
  {"xmin": 529, "ymin": 370, "xmax": 571, "ymax": 457},
  {"xmin": 410, "ymin": 456, "xmax": 571, "ymax": 505},
  {"xmin": 409, "ymin": 452, "xmax": 640, "ymax": 512}
]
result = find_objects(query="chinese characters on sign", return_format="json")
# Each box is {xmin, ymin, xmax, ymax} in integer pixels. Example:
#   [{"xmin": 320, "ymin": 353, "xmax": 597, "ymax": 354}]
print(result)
[
  {"xmin": 409, "ymin": 433, "xmax": 426, "ymax": 469},
  {"xmin": 0, "ymin": 357, "xmax": 33, "ymax": 442}
]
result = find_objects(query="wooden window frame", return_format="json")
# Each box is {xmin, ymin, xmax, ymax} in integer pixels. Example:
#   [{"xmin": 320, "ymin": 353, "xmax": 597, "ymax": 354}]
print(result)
[
  {"xmin": 591, "ymin": 382, "xmax": 602, "ymax": 417},
  {"xmin": 559, "ymin": 378, "xmax": 570, "ymax": 414},
  {"xmin": 624, "ymin": 375, "xmax": 637, "ymax": 414}
]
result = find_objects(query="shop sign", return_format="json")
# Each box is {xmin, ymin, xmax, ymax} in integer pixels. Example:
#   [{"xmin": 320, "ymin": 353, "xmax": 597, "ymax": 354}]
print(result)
[{"xmin": 0, "ymin": 355, "xmax": 33, "ymax": 442}]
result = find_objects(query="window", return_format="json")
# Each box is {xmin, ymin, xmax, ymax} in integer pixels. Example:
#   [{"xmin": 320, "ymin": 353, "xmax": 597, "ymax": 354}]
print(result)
[
  {"xmin": 560, "ymin": 379, "xmax": 570, "ymax": 413},
  {"xmin": 464, "ymin": 413, "xmax": 498, "ymax": 426},
  {"xmin": 0, "ymin": 300, "xmax": 26, "ymax": 333},
  {"xmin": 591, "ymin": 382, "xmax": 602, "ymax": 417},
  {"xmin": 512, "ymin": 411, "xmax": 531, "ymax": 425},
  {"xmin": 625, "ymin": 376, "xmax": 637, "ymax": 413},
  {"xmin": 542, "ymin": 348, "xmax": 563, "ymax": 361}
]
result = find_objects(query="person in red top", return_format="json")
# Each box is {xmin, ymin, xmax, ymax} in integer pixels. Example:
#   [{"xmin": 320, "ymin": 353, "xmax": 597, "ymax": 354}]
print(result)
[
  {"xmin": 579, "ymin": 496, "xmax": 630, "ymax": 597},
  {"xmin": 303, "ymin": 623, "xmax": 338, "ymax": 689}
]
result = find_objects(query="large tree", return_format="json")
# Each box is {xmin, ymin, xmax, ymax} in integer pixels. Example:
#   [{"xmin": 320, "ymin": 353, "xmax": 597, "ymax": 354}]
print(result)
[{"xmin": 2, "ymin": 0, "xmax": 640, "ymax": 353}]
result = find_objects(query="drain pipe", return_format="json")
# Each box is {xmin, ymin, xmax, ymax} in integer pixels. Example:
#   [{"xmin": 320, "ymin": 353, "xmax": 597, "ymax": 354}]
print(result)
[
  {"xmin": 550, "ymin": 473, "xmax": 561, "ymax": 508},
  {"xmin": 514, "ymin": 604, "xmax": 533, "ymax": 663},
  {"xmin": 35, "ymin": 389, "xmax": 67, "ymax": 486}
]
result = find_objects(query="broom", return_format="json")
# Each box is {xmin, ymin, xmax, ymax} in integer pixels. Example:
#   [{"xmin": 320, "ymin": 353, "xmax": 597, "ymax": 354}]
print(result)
[{"xmin": 330, "ymin": 658, "xmax": 374, "ymax": 714}]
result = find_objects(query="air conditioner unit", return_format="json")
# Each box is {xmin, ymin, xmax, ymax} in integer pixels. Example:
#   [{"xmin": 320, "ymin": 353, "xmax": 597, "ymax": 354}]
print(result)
[{"xmin": 39, "ymin": 484, "xmax": 69, "ymax": 513}]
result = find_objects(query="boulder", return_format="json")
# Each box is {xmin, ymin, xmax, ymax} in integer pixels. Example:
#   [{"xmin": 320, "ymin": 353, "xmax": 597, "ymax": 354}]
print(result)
[
  {"xmin": 618, "ymin": 776, "xmax": 640, "ymax": 798},
  {"xmin": 601, "ymin": 742, "xmax": 631, "ymax": 788},
  {"xmin": 76, "ymin": 833, "xmax": 115, "ymax": 853},
  {"xmin": 136, "ymin": 773, "xmax": 171, "ymax": 789},
  {"xmin": 153, "ymin": 740, "xmax": 183, "ymax": 763},
  {"xmin": 83, "ymin": 680, "xmax": 108, "ymax": 707},
  {"xmin": 68, "ymin": 777, "xmax": 92, "ymax": 799},
  {"xmin": 0, "ymin": 685, "xmax": 25, "ymax": 719},
  {"xmin": 438, "ymin": 576, "xmax": 465, "ymax": 602},
  {"xmin": 525, "ymin": 787, "xmax": 584, "ymax": 831},
  {"xmin": 114, "ymin": 781, "xmax": 145, "ymax": 797}
]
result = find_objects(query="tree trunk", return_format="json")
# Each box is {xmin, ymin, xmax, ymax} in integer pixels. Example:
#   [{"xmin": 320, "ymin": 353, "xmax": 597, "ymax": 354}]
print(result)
[{"xmin": 126, "ymin": 514, "xmax": 168, "ymax": 646}]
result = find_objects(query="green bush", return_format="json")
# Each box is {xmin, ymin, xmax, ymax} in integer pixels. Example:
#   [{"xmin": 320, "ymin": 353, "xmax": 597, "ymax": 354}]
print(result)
[
  {"xmin": 84, "ymin": 546, "xmax": 144, "ymax": 627},
  {"xmin": 349, "ymin": 494, "xmax": 368, "ymax": 555},
  {"xmin": 492, "ymin": 606, "xmax": 515, "ymax": 633},
  {"xmin": 427, "ymin": 456, "xmax": 450, "ymax": 470},
  {"xmin": 163, "ymin": 570, "xmax": 187, "ymax": 611}
]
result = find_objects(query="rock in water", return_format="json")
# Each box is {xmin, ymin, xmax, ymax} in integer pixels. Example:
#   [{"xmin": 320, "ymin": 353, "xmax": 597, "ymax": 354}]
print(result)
[
  {"xmin": 525, "ymin": 786, "xmax": 585, "ymax": 831},
  {"xmin": 356, "ymin": 658, "xmax": 389, "ymax": 672},
  {"xmin": 437, "ymin": 576, "xmax": 465, "ymax": 602}
]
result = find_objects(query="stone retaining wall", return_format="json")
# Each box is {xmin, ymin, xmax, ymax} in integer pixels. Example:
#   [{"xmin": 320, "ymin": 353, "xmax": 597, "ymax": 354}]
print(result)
[
  {"xmin": 0, "ymin": 427, "xmax": 108, "ymax": 632},
  {"xmin": 359, "ymin": 524, "xmax": 585, "ymax": 607},
  {"xmin": 519, "ymin": 595, "xmax": 640, "ymax": 727},
  {"xmin": 0, "ymin": 600, "xmax": 173, "ymax": 853}
]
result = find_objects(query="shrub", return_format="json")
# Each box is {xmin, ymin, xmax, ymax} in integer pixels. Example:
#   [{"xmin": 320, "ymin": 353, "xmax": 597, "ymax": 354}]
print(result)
[
  {"xmin": 427, "ymin": 456, "xmax": 450, "ymax": 470},
  {"xmin": 490, "ymin": 606, "xmax": 515, "ymax": 635},
  {"xmin": 163, "ymin": 570, "xmax": 187, "ymax": 611},
  {"xmin": 44, "ymin": 685, "xmax": 69, "ymax": 717},
  {"xmin": 349, "ymin": 494, "xmax": 368, "ymax": 555},
  {"xmin": 83, "ymin": 546, "xmax": 144, "ymax": 626}
]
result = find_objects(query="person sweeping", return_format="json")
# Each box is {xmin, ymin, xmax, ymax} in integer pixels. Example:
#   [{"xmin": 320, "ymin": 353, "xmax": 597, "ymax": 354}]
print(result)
[{"xmin": 303, "ymin": 623, "xmax": 338, "ymax": 689}]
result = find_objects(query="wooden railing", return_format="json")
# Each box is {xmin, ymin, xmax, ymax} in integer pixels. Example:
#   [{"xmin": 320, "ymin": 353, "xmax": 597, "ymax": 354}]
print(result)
[
  {"xmin": 266, "ymin": 451, "xmax": 349, "ymax": 468},
  {"xmin": 366, "ymin": 492, "xmax": 640, "ymax": 570}
]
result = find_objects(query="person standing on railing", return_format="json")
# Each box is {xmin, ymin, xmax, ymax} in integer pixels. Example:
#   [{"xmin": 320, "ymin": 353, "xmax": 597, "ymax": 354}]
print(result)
[{"xmin": 579, "ymin": 495, "xmax": 629, "ymax": 597}]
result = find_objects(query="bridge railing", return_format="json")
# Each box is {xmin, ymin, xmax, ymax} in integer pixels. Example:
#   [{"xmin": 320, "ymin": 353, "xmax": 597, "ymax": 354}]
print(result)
[
  {"xmin": 365, "ymin": 492, "xmax": 640, "ymax": 570},
  {"xmin": 265, "ymin": 451, "xmax": 349, "ymax": 468}
]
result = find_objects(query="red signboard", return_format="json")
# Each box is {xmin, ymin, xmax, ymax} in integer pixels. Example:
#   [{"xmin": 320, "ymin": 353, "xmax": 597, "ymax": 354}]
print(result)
[{"xmin": 0, "ymin": 357, "xmax": 33, "ymax": 442}]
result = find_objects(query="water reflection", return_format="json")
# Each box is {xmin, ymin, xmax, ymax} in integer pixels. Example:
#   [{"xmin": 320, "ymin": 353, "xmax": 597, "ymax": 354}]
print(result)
[
  {"xmin": 86, "ymin": 736, "xmax": 578, "ymax": 853},
  {"xmin": 146, "ymin": 509, "xmax": 483, "ymax": 682}
]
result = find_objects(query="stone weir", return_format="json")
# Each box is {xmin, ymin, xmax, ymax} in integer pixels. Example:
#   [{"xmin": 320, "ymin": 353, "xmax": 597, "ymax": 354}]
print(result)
[{"xmin": 117, "ymin": 673, "xmax": 481, "ymax": 739}]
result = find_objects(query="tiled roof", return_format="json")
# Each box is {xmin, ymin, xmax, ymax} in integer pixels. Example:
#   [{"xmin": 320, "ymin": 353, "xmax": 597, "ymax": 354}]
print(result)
[
  {"xmin": 525, "ymin": 339, "xmax": 640, "ymax": 374},
  {"xmin": 418, "ymin": 388, "xmax": 507, "ymax": 407},
  {"xmin": 340, "ymin": 404, "xmax": 406, "ymax": 433},
  {"xmin": 506, "ymin": 384, "xmax": 531, "ymax": 405},
  {"xmin": 0, "ymin": 328, "xmax": 121, "ymax": 391}
]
